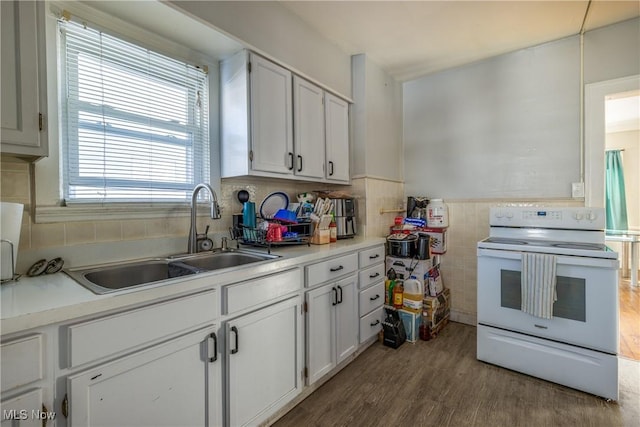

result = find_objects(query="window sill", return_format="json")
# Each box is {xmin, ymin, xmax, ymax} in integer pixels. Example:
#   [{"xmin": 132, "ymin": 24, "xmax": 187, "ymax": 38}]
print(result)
[{"xmin": 35, "ymin": 203, "xmax": 212, "ymax": 223}]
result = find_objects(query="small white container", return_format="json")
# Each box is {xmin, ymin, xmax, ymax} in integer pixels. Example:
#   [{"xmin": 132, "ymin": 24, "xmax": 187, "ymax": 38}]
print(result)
[{"xmin": 426, "ymin": 199, "xmax": 449, "ymax": 228}]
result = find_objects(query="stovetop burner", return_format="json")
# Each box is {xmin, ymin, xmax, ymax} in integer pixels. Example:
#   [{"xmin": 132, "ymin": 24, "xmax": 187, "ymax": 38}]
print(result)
[
  {"xmin": 484, "ymin": 238, "xmax": 529, "ymax": 245},
  {"xmin": 551, "ymin": 242, "xmax": 605, "ymax": 250}
]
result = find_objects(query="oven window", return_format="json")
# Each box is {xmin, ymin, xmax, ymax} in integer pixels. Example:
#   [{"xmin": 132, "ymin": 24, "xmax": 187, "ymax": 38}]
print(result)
[{"xmin": 500, "ymin": 270, "xmax": 586, "ymax": 322}]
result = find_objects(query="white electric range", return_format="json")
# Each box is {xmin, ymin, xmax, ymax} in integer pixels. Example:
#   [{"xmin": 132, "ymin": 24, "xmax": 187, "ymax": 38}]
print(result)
[{"xmin": 477, "ymin": 207, "xmax": 620, "ymax": 400}]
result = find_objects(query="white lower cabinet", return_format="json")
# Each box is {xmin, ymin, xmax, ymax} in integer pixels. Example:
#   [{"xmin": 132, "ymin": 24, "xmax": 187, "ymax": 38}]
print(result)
[
  {"xmin": 1, "ymin": 332, "xmax": 53, "ymax": 427},
  {"xmin": 66, "ymin": 325, "xmax": 221, "ymax": 427},
  {"xmin": 305, "ymin": 274, "xmax": 358, "ymax": 385},
  {"xmin": 225, "ymin": 296, "xmax": 303, "ymax": 427}
]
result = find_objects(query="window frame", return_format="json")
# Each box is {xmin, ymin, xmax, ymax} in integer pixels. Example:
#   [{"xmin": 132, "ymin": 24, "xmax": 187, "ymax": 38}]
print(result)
[{"xmin": 34, "ymin": 4, "xmax": 221, "ymax": 223}]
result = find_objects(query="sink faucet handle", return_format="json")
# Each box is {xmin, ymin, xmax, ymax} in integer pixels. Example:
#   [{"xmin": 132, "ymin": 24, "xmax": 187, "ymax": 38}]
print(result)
[{"xmin": 221, "ymin": 236, "xmax": 228, "ymax": 251}]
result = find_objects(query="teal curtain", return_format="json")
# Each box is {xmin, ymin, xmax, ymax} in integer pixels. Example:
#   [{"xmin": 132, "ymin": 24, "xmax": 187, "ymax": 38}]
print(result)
[{"xmin": 605, "ymin": 150, "xmax": 628, "ymax": 231}]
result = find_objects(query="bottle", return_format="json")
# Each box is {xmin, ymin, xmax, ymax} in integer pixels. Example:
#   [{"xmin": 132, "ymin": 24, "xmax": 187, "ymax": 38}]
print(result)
[
  {"xmin": 387, "ymin": 280, "xmax": 396, "ymax": 306},
  {"xmin": 329, "ymin": 215, "xmax": 337, "ymax": 243},
  {"xmin": 426, "ymin": 198, "xmax": 449, "ymax": 228},
  {"xmin": 419, "ymin": 314, "xmax": 431, "ymax": 341},
  {"xmin": 392, "ymin": 281, "xmax": 404, "ymax": 309}
]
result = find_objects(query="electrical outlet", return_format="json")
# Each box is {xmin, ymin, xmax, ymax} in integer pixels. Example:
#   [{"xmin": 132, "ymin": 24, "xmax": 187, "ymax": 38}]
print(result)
[{"xmin": 572, "ymin": 182, "xmax": 585, "ymax": 198}]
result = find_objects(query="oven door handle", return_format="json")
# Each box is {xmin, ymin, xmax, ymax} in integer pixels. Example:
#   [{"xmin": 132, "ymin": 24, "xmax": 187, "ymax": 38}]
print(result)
[{"xmin": 477, "ymin": 248, "xmax": 619, "ymax": 269}]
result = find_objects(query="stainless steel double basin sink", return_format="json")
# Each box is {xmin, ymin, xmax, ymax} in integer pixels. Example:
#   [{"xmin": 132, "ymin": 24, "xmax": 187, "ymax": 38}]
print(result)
[{"xmin": 65, "ymin": 249, "xmax": 280, "ymax": 295}]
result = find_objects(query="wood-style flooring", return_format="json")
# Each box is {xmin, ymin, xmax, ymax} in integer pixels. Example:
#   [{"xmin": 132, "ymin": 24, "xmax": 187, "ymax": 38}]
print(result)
[
  {"xmin": 620, "ymin": 277, "xmax": 640, "ymax": 361},
  {"xmin": 273, "ymin": 322, "xmax": 640, "ymax": 427}
]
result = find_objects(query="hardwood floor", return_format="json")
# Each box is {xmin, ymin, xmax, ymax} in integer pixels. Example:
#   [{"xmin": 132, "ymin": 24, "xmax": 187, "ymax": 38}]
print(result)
[
  {"xmin": 620, "ymin": 276, "xmax": 640, "ymax": 360},
  {"xmin": 274, "ymin": 322, "xmax": 640, "ymax": 427}
]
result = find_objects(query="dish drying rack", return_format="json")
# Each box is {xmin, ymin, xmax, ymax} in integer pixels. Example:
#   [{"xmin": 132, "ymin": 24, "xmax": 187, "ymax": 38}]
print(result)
[{"xmin": 229, "ymin": 222, "xmax": 311, "ymax": 253}]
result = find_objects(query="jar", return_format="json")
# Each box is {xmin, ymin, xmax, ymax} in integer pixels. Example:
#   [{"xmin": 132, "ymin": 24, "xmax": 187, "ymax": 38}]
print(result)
[{"xmin": 426, "ymin": 199, "xmax": 449, "ymax": 228}]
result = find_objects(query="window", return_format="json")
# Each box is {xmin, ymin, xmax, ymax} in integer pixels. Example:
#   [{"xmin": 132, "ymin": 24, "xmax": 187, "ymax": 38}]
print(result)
[{"xmin": 59, "ymin": 19, "xmax": 209, "ymax": 203}]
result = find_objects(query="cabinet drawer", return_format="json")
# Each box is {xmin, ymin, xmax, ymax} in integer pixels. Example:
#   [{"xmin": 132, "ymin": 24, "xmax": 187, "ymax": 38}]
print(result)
[
  {"xmin": 358, "ymin": 281, "xmax": 385, "ymax": 316},
  {"xmin": 1, "ymin": 334, "xmax": 43, "ymax": 392},
  {"xmin": 223, "ymin": 268, "xmax": 302, "ymax": 315},
  {"xmin": 359, "ymin": 307, "xmax": 383, "ymax": 344},
  {"xmin": 306, "ymin": 253, "xmax": 358, "ymax": 287},
  {"xmin": 358, "ymin": 245, "xmax": 385, "ymax": 269},
  {"xmin": 359, "ymin": 264, "xmax": 385, "ymax": 289},
  {"xmin": 66, "ymin": 290, "xmax": 216, "ymax": 368}
]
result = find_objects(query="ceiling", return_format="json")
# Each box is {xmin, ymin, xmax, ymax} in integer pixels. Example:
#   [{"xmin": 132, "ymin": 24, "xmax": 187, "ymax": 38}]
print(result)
[{"xmin": 279, "ymin": 0, "xmax": 640, "ymax": 82}]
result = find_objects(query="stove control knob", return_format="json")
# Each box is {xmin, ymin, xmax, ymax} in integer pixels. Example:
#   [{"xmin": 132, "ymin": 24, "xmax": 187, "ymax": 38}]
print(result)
[
  {"xmin": 495, "ymin": 211, "xmax": 503, "ymax": 218},
  {"xmin": 587, "ymin": 212, "xmax": 597, "ymax": 221},
  {"xmin": 574, "ymin": 212, "xmax": 584, "ymax": 220},
  {"xmin": 506, "ymin": 212, "xmax": 514, "ymax": 219}
]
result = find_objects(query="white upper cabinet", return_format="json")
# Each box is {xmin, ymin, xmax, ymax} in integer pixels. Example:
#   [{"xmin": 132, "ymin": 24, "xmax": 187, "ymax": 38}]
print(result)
[
  {"xmin": 250, "ymin": 54, "xmax": 294, "ymax": 175},
  {"xmin": 221, "ymin": 50, "xmax": 350, "ymax": 183},
  {"xmin": 0, "ymin": 0, "xmax": 48, "ymax": 159},
  {"xmin": 293, "ymin": 76, "xmax": 325, "ymax": 179},
  {"xmin": 324, "ymin": 93, "xmax": 350, "ymax": 183},
  {"xmin": 221, "ymin": 51, "xmax": 293, "ymax": 178}
]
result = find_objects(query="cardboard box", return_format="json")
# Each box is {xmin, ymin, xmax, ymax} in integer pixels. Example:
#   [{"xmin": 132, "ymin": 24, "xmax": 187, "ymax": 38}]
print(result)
[
  {"xmin": 423, "ymin": 287, "xmax": 450, "ymax": 332},
  {"xmin": 385, "ymin": 256, "xmax": 433, "ymax": 282},
  {"xmin": 419, "ymin": 227, "xmax": 447, "ymax": 254},
  {"xmin": 398, "ymin": 309, "xmax": 421, "ymax": 343}
]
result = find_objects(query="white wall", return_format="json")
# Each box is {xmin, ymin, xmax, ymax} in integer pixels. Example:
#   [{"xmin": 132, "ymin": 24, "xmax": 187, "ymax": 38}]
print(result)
[
  {"xmin": 167, "ymin": 1, "xmax": 352, "ymax": 98},
  {"xmin": 403, "ymin": 18, "xmax": 640, "ymax": 201},
  {"xmin": 403, "ymin": 36, "xmax": 580, "ymax": 199},
  {"xmin": 351, "ymin": 54, "xmax": 403, "ymax": 181},
  {"xmin": 585, "ymin": 18, "xmax": 640, "ymax": 84}
]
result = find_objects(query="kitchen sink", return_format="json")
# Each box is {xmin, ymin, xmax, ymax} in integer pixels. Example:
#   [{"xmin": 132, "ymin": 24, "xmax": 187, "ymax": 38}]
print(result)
[
  {"xmin": 171, "ymin": 250, "xmax": 279, "ymax": 271},
  {"xmin": 65, "ymin": 249, "xmax": 279, "ymax": 295}
]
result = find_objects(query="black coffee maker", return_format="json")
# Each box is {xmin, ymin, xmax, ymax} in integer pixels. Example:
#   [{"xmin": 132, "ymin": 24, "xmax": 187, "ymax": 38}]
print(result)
[{"xmin": 407, "ymin": 197, "xmax": 429, "ymax": 219}]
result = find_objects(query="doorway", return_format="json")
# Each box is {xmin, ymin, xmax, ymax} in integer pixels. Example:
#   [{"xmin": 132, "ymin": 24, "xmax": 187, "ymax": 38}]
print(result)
[{"xmin": 585, "ymin": 75, "xmax": 640, "ymax": 361}]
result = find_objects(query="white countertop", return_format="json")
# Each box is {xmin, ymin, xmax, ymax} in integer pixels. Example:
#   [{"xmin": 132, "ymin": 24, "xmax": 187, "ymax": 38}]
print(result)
[{"xmin": 0, "ymin": 237, "xmax": 385, "ymax": 336}]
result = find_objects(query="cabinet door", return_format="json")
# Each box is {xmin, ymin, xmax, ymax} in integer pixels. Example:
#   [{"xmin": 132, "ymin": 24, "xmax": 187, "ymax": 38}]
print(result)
[
  {"xmin": 305, "ymin": 283, "xmax": 336, "ymax": 385},
  {"xmin": 293, "ymin": 76, "xmax": 325, "ymax": 179},
  {"xmin": 227, "ymin": 296, "xmax": 302, "ymax": 427},
  {"xmin": 324, "ymin": 93, "xmax": 350, "ymax": 182},
  {"xmin": 334, "ymin": 275, "xmax": 359, "ymax": 364},
  {"xmin": 0, "ymin": 0, "xmax": 47, "ymax": 157},
  {"xmin": 67, "ymin": 326, "xmax": 221, "ymax": 427},
  {"xmin": 249, "ymin": 54, "xmax": 293, "ymax": 175},
  {"xmin": 1, "ymin": 388, "xmax": 45, "ymax": 427}
]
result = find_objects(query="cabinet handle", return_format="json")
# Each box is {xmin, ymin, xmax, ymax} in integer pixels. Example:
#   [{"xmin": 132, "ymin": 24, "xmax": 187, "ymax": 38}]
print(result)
[
  {"xmin": 297, "ymin": 155, "xmax": 303, "ymax": 172},
  {"xmin": 61, "ymin": 394, "xmax": 69, "ymax": 418},
  {"xmin": 370, "ymin": 319, "xmax": 381, "ymax": 327},
  {"xmin": 231, "ymin": 326, "xmax": 239, "ymax": 354},
  {"xmin": 330, "ymin": 265, "xmax": 343, "ymax": 272},
  {"xmin": 328, "ymin": 161, "xmax": 334, "ymax": 176},
  {"xmin": 332, "ymin": 287, "xmax": 338, "ymax": 306},
  {"xmin": 369, "ymin": 272, "xmax": 380, "ymax": 279},
  {"xmin": 288, "ymin": 152, "xmax": 294, "ymax": 170},
  {"xmin": 42, "ymin": 404, "xmax": 48, "ymax": 427},
  {"xmin": 208, "ymin": 332, "xmax": 218, "ymax": 363},
  {"xmin": 337, "ymin": 285, "xmax": 343, "ymax": 304},
  {"xmin": 370, "ymin": 294, "xmax": 380, "ymax": 301},
  {"xmin": 369, "ymin": 254, "xmax": 380, "ymax": 260}
]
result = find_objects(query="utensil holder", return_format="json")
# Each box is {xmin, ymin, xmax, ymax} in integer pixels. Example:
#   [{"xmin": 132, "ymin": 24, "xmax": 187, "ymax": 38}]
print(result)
[{"xmin": 0, "ymin": 239, "xmax": 20, "ymax": 284}]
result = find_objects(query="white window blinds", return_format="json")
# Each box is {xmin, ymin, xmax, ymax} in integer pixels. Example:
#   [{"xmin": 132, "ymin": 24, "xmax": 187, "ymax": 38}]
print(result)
[{"xmin": 60, "ymin": 19, "xmax": 209, "ymax": 203}]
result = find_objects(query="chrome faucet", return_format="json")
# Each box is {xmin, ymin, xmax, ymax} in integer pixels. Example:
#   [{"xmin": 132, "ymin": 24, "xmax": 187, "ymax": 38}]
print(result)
[{"xmin": 188, "ymin": 183, "xmax": 221, "ymax": 254}]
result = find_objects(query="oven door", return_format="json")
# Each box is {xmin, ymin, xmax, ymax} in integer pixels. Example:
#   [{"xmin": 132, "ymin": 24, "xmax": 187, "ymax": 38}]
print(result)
[{"xmin": 477, "ymin": 247, "xmax": 619, "ymax": 353}]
